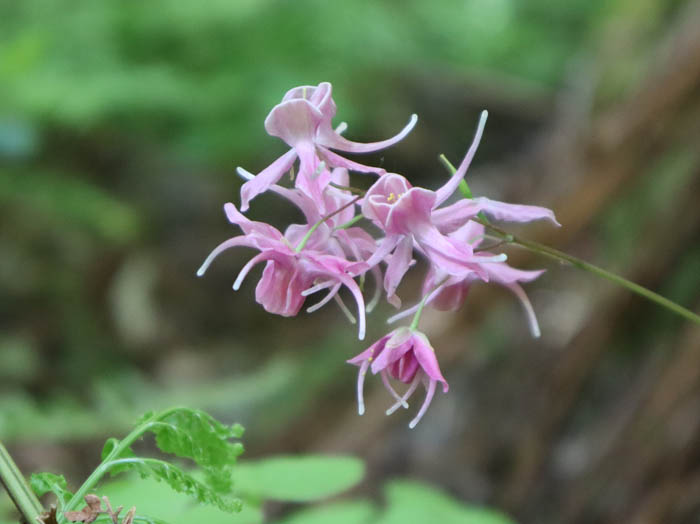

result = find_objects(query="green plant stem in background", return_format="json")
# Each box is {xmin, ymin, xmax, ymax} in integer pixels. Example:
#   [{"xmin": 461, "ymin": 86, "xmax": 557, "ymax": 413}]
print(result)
[
  {"xmin": 0, "ymin": 440, "xmax": 44, "ymax": 524},
  {"xmin": 440, "ymin": 155, "xmax": 700, "ymax": 326}
]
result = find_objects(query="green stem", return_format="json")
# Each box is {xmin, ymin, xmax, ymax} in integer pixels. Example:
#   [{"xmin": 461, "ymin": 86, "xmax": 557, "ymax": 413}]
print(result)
[
  {"xmin": 439, "ymin": 154, "xmax": 700, "ymax": 326},
  {"xmin": 328, "ymin": 182, "xmax": 367, "ymax": 195},
  {"xmin": 0, "ymin": 441, "xmax": 44, "ymax": 524},
  {"xmin": 438, "ymin": 154, "xmax": 489, "ymax": 223},
  {"xmin": 59, "ymin": 407, "xmax": 183, "ymax": 523},
  {"xmin": 295, "ymin": 195, "xmax": 361, "ymax": 253},
  {"xmin": 476, "ymin": 218, "xmax": 700, "ymax": 325},
  {"xmin": 335, "ymin": 214, "xmax": 363, "ymax": 230},
  {"xmin": 410, "ymin": 277, "xmax": 450, "ymax": 331}
]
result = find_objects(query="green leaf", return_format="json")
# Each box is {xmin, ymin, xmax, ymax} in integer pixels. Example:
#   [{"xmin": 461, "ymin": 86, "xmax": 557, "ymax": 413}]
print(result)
[
  {"xmin": 271, "ymin": 501, "xmax": 376, "ymax": 524},
  {"xmin": 29, "ymin": 472, "xmax": 73, "ymax": 507},
  {"xmin": 147, "ymin": 408, "xmax": 244, "ymax": 492},
  {"xmin": 233, "ymin": 456, "xmax": 364, "ymax": 502},
  {"xmin": 108, "ymin": 457, "xmax": 242, "ymax": 514},
  {"xmin": 376, "ymin": 480, "xmax": 515, "ymax": 524},
  {"xmin": 101, "ymin": 438, "xmax": 137, "ymax": 475}
]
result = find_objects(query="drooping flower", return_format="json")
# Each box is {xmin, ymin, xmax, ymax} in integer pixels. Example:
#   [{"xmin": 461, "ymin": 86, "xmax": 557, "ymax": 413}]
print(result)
[
  {"xmin": 197, "ymin": 202, "xmax": 369, "ymax": 339},
  {"xmin": 238, "ymin": 82, "xmax": 417, "ymax": 211},
  {"xmin": 347, "ymin": 327, "xmax": 448, "ymax": 428},
  {"xmin": 388, "ymin": 220, "xmax": 546, "ymax": 337}
]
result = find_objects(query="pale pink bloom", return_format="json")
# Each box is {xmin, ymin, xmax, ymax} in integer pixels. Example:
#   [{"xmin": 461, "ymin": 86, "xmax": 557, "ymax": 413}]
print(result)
[
  {"xmin": 238, "ymin": 82, "xmax": 417, "ymax": 211},
  {"xmin": 389, "ymin": 221, "xmax": 546, "ymax": 337},
  {"xmin": 347, "ymin": 327, "xmax": 448, "ymax": 428},
  {"xmin": 197, "ymin": 202, "xmax": 369, "ymax": 338},
  {"xmin": 361, "ymin": 111, "xmax": 558, "ymax": 307}
]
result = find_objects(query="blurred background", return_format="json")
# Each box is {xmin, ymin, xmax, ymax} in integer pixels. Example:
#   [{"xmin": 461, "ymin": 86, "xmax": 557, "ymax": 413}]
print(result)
[{"xmin": 2, "ymin": 0, "xmax": 700, "ymax": 523}]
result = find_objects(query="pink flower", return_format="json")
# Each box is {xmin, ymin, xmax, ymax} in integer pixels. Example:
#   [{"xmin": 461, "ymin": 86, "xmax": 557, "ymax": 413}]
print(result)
[
  {"xmin": 347, "ymin": 327, "xmax": 448, "ymax": 428},
  {"xmin": 238, "ymin": 82, "xmax": 417, "ymax": 211},
  {"xmin": 389, "ymin": 221, "xmax": 546, "ymax": 337},
  {"xmin": 197, "ymin": 202, "xmax": 369, "ymax": 338},
  {"xmin": 361, "ymin": 111, "xmax": 558, "ymax": 306}
]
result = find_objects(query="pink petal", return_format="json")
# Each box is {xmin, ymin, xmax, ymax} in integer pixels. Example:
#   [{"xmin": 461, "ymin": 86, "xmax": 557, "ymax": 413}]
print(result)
[
  {"xmin": 239, "ymin": 149, "xmax": 298, "ymax": 211},
  {"xmin": 484, "ymin": 263, "xmax": 545, "ymax": 284},
  {"xmin": 411, "ymin": 332, "xmax": 448, "ymax": 392},
  {"xmin": 409, "ymin": 378, "xmax": 437, "ymax": 429},
  {"xmin": 370, "ymin": 338, "xmax": 413, "ymax": 374},
  {"xmin": 196, "ymin": 236, "xmax": 258, "ymax": 277},
  {"xmin": 347, "ymin": 334, "xmax": 391, "ymax": 365},
  {"xmin": 507, "ymin": 283, "xmax": 541, "ymax": 338},
  {"xmin": 470, "ymin": 197, "xmax": 560, "ymax": 225},
  {"xmin": 364, "ymin": 234, "xmax": 401, "ymax": 268},
  {"xmin": 316, "ymin": 114, "xmax": 418, "ymax": 153},
  {"xmin": 385, "ymin": 188, "xmax": 436, "ymax": 235},
  {"xmin": 317, "ymin": 145, "xmax": 386, "ymax": 175},
  {"xmin": 264, "ymin": 99, "xmax": 323, "ymax": 147},
  {"xmin": 430, "ymin": 199, "xmax": 483, "ymax": 233},
  {"xmin": 434, "ymin": 110, "xmax": 488, "ymax": 207},
  {"xmin": 383, "ymin": 236, "xmax": 414, "ymax": 308}
]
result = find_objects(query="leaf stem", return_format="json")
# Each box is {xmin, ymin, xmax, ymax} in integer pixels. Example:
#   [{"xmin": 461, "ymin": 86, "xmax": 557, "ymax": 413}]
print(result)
[
  {"xmin": 59, "ymin": 407, "xmax": 183, "ymax": 523},
  {"xmin": 0, "ymin": 440, "xmax": 44, "ymax": 524}
]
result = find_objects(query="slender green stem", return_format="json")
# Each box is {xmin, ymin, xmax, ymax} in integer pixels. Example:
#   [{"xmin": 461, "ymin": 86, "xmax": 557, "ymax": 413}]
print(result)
[
  {"xmin": 295, "ymin": 196, "xmax": 361, "ymax": 253},
  {"xmin": 410, "ymin": 277, "xmax": 450, "ymax": 330},
  {"xmin": 438, "ymin": 154, "xmax": 474, "ymax": 199},
  {"xmin": 335, "ymin": 214, "xmax": 363, "ymax": 230},
  {"xmin": 438, "ymin": 154, "xmax": 489, "ymax": 223},
  {"xmin": 328, "ymin": 182, "xmax": 367, "ymax": 195},
  {"xmin": 59, "ymin": 407, "xmax": 183, "ymax": 523},
  {"xmin": 0, "ymin": 441, "xmax": 44, "ymax": 524},
  {"xmin": 476, "ymin": 218, "xmax": 700, "ymax": 325},
  {"xmin": 439, "ymin": 154, "xmax": 700, "ymax": 325}
]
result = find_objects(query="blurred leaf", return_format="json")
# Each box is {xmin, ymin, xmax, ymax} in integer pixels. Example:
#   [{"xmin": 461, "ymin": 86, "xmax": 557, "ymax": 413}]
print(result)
[
  {"xmin": 30, "ymin": 472, "xmax": 73, "ymax": 508},
  {"xmin": 0, "ymin": 170, "xmax": 139, "ymax": 243},
  {"xmin": 271, "ymin": 501, "xmax": 377, "ymax": 524},
  {"xmin": 376, "ymin": 480, "xmax": 515, "ymax": 524},
  {"xmin": 100, "ymin": 475, "xmax": 263, "ymax": 524},
  {"xmin": 108, "ymin": 457, "xmax": 241, "ymax": 513},
  {"xmin": 233, "ymin": 456, "xmax": 364, "ymax": 502}
]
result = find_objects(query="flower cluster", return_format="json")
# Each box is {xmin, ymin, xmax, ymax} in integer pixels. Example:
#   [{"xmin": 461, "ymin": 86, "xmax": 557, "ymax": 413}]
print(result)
[{"xmin": 199, "ymin": 82, "xmax": 559, "ymax": 428}]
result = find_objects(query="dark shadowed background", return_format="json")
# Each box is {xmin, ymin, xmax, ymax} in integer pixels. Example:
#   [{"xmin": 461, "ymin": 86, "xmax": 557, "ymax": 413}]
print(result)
[{"xmin": 2, "ymin": 1, "xmax": 700, "ymax": 523}]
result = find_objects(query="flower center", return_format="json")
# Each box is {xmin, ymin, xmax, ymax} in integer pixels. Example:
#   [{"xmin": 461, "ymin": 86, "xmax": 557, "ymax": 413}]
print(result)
[{"xmin": 386, "ymin": 192, "xmax": 404, "ymax": 203}]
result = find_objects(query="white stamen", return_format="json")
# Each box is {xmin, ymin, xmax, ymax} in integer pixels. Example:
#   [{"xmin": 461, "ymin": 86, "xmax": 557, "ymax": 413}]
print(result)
[
  {"xmin": 356, "ymin": 361, "xmax": 369, "ymax": 415},
  {"xmin": 386, "ymin": 284, "xmax": 443, "ymax": 324},
  {"xmin": 509, "ymin": 283, "xmax": 541, "ymax": 338},
  {"xmin": 474, "ymin": 253, "xmax": 508, "ymax": 263},
  {"xmin": 380, "ymin": 370, "xmax": 409, "ymax": 410},
  {"xmin": 335, "ymin": 122, "xmax": 348, "ymax": 135},
  {"xmin": 334, "ymin": 294, "xmax": 357, "ymax": 324},
  {"xmin": 236, "ymin": 167, "xmax": 255, "ymax": 181},
  {"xmin": 365, "ymin": 266, "xmax": 382, "ymax": 313},
  {"xmin": 302, "ymin": 280, "xmax": 334, "ymax": 296},
  {"xmin": 409, "ymin": 379, "xmax": 437, "ymax": 429},
  {"xmin": 385, "ymin": 373, "xmax": 421, "ymax": 416},
  {"xmin": 233, "ymin": 255, "xmax": 263, "ymax": 290},
  {"xmin": 306, "ymin": 284, "xmax": 341, "ymax": 313},
  {"xmin": 196, "ymin": 238, "xmax": 241, "ymax": 277}
]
